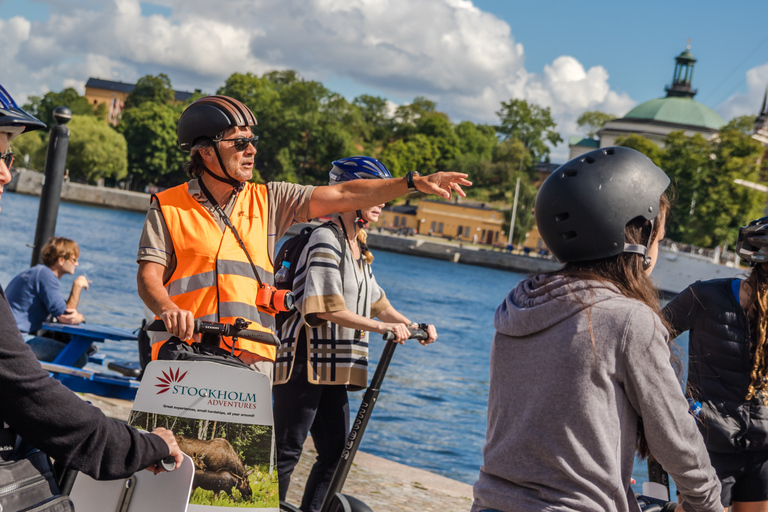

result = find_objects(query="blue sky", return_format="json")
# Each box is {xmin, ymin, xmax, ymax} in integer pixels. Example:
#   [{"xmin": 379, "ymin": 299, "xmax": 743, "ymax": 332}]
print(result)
[{"xmin": 2, "ymin": 0, "xmax": 766, "ymax": 162}]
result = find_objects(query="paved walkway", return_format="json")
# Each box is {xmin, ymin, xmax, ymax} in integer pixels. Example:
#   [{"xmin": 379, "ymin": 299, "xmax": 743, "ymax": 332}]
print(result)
[{"xmin": 83, "ymin": 394, "xmax": 474, "ymax": 512}]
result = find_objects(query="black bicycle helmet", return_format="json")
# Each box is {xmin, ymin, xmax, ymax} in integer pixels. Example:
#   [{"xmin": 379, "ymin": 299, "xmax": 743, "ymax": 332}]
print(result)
[
  {"xmin": 177, "ymin": 95, "xmax": 258, "ymax": 187},
  {"xmin": 0, "ymin": 84, "xmax": 46, "ymax": 139},
  {"xmin": 535, "ymin": 147, "xmax": 670, "ymax": 265},
  {"xmin": 736, "ymin": 217, "xmax": 768, "ymax": 265}
]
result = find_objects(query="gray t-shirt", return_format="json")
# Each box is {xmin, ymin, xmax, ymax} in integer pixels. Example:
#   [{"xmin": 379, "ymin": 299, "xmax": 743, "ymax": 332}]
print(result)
[{"xmin": 137, "ymin": 179, "xmax": 315, "ymax": 282}]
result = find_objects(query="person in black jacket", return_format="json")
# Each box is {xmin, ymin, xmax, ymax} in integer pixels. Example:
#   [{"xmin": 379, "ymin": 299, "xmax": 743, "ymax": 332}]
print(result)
[
  {"xmin": 663, "ymin": 217, "xmax": 768, "ymax": 512},
  {"xmin": 0, "ymin": 84, "xmax": 183, "ymax": 479}
]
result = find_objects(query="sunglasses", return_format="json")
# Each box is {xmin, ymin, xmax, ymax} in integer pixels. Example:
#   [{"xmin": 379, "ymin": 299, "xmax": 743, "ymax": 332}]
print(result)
[
  {"xmin": 219, "ymin": 136, "xmax": 259, "ymax": 152},
  {"xmin": 1, "ymin": 150, "xmax": 13, "ymax": 169}
]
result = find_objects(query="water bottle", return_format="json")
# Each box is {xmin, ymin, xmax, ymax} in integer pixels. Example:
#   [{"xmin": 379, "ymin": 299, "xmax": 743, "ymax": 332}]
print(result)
[
  {"xmin": 687, "ymin": 398, "xmax": 701, "ymax": 418},
  {"xmin": 274, "ymin": 261, "xmax": 291, "ymax": 285}
]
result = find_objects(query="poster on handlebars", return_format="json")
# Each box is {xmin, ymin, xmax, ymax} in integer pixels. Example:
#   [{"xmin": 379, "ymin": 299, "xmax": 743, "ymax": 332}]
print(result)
[{"xmin": 129, "ymin": 360, "xmax": 279, "ymax": 511}]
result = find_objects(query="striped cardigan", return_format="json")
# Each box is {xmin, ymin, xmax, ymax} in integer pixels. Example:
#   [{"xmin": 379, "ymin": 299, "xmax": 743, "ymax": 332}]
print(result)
[{"xmin": 274, "ymin": 224, "xmax": 390, "ymax": 389}]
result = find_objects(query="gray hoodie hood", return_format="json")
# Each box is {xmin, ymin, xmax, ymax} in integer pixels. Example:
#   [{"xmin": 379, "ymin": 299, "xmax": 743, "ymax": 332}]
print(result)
[{"xmin": 495, "ymin": 274, "xmax": 622, "ymax": 338}]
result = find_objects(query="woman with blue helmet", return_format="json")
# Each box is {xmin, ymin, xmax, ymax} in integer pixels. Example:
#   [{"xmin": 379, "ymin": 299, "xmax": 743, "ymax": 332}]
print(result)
[{"xmin": 273, "ymin": 156, "xmax": 438, "ymax": 512}]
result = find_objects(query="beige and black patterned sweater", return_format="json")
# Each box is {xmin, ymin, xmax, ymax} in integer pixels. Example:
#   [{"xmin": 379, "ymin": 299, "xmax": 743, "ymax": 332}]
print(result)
[{"xmin": 274, "ymin": 223, "xmax": 390, "ymax": 389}]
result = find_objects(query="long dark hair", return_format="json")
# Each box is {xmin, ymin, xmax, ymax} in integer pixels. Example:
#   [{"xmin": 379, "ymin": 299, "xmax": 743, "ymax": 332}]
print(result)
[
  {"xmin": 554, "ymin": 194, "xmax": 673, "ymax": 458},
  {"xmin": 744, "ymin": 265, "xmax": 768, "ymax": 406}
]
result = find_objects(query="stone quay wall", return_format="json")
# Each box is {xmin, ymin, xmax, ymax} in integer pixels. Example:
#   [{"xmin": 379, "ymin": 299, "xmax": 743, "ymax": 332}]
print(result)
[{"xmin": 10, "ymin": 169, "xmax": 151, "ymax": 213}]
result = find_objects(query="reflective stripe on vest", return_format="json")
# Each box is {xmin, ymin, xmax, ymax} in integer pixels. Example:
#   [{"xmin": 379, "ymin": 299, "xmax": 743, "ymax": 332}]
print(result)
[{"xmin": 155, "ymin": 182, "xmax": 276, "ymax": 360}]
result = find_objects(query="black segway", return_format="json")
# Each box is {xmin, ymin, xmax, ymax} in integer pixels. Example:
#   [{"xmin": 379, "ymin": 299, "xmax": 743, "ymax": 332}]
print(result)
[{"xmin": 280, "ymin": 326, "xmax": 428, "ymax": 512}]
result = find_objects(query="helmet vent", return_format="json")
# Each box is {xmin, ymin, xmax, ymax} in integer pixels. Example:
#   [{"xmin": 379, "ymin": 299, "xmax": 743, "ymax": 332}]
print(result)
[
  {"xmin": 554, "ymin": 212, "xmax": 569, "ymax": 223},
  {"xmin": 603, "ymin": 148, "xmax": 614, "ymax": 155},
  {"xmin": 583, "ymin": 155, "xmax": 595, "ymax": 164},
  {"xmin": 561, "ymin": 231, "xmax": 577, "ymax": 241},
  {"xmin": 563, "ymin": 169, "xmax": 578, "ymax": 177}
]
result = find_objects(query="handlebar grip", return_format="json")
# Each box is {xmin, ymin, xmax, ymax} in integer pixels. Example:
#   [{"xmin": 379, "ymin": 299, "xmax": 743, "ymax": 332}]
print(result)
[
  {"xmin": 237, "ymin": 329, "xmax": 281, "ymax": 347},
  {"xmin": 382, "ymin": 328, "xmax": 428, "ymax": 342},
  {"xmin": 159, "ymin": 455, "xmax": 176, "ymax": 472},
  {"xmin": 143, "ymin": 319, "xmax": 167, "ymax": 332}
]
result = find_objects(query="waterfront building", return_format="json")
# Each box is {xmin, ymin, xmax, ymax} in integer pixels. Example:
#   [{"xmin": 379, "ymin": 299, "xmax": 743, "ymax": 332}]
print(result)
[
  {"xmin": 84, "ymin": 78, "xmax": 196, "ymax": 125},
  {"xmin": 377, "ymin": 199, "xmax": 504, "ymax": 245},
  {"xmin": 569, "ymin": 45, "xmax": 726, "ymax": 160}
]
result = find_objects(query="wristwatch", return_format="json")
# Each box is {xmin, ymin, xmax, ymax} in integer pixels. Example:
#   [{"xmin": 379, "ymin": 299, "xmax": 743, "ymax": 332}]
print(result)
[{"xmin": 406, "ymin": 171, "xmax": 420, "ymax": 194}]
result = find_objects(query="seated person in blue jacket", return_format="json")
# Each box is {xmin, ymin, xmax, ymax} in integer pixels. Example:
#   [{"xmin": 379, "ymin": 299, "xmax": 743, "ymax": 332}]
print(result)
[{"xmin": 6, "ymin": 236, "xmax": 91, "ymax": 367}]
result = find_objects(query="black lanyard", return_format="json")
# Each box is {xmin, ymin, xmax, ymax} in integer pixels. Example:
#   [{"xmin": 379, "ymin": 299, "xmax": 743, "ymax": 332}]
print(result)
[{"xmin": 198, "ymin": 179, "xmax": 266, "ymax": 289}]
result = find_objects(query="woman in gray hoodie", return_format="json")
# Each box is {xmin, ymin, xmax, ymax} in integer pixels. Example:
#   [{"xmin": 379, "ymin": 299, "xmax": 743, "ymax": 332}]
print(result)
[{"xmin": 472, "ymin": 147, "xmax": 721, "ymax": 512}]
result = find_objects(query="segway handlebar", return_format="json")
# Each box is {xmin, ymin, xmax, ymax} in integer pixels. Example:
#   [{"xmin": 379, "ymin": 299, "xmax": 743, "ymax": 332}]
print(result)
[
  {"xmin": 143, "ymin": 318, "xmax": 280, "ymax": 347},
  {"xmin": 383, "ymin": 324, "xmax": 429, "ymax": 342},
  {"xmin": 636, "ymin": 494, "xmax": 677, "ymax": 512}
]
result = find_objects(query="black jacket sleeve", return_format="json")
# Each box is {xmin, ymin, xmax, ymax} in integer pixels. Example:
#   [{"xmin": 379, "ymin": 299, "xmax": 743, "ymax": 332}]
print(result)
[
  {"xmin": 0, "ymin": 286, "xmax": 169, "ymax": 479},
  {"xmin": 661, "ymin": 284, "xmax": 699, "ymax": 338}
]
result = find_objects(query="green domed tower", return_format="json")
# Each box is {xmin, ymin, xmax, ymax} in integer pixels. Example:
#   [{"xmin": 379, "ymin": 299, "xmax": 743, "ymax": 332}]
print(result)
[{"xmin": 587, "ymin": 44, "xmax": 726, "ymax": 154}]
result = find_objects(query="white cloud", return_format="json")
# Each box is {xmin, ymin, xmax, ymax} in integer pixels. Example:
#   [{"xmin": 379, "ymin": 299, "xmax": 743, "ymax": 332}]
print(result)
[
  {"xmin": 4, "ymin": 0, "xmax": 635, "ymax": 162},
  {"xmin": 718, "ymin": 63, "xmax": 768, "ymax": 122}
]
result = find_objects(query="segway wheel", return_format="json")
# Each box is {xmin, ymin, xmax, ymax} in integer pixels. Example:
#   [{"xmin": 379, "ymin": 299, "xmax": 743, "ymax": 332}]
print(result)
[
  {"xmin": 280, "ymin": 500, "xmax": 302, "ymax": 512},
  {"xmin": 326, "ymin": 493, "xmax": 374, "ymax": 512}
]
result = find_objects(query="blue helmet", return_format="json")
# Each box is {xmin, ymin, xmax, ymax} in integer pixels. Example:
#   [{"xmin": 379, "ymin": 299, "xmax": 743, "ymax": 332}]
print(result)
[
  {"xmin": 0, "ymin": 84, "xmax": 46, "ymax": 139},
  {"xmin": 329, "ymin": 156, "xmax": 393, "ymax": 185}
]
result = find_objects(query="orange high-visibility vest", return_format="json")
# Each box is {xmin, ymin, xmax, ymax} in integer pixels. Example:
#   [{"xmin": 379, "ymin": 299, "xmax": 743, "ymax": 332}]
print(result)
[{"xmin": 153, "ymin": 182, "xmax": 276, "ymax": 360}]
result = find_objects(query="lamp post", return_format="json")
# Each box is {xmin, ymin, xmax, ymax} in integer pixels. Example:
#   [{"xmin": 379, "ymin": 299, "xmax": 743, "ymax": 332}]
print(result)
[
  {"xmin": 507, "ymin": 177, "xmax": 521, "ymax": 250},
  {"xmin": 30, "ymin": 106, "xmax": 71, "ymax": 266}
]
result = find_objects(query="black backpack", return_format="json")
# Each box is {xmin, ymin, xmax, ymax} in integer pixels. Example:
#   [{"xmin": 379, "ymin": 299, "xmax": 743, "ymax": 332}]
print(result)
[{"xmin": 274, "ymin": 221, "xmax": 346, "ymax": 332}]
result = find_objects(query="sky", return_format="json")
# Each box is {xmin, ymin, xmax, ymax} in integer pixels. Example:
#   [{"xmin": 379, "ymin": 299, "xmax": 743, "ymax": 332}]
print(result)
[{"xmin": 2, "ymin": 0, "xmax": 767, "ymax": 163}]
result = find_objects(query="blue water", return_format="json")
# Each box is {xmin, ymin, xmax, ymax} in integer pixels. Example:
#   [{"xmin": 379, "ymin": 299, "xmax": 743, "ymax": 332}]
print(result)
[{"xmin": 0, "ymin": 191, "xmax": 690, "ymax": 495}]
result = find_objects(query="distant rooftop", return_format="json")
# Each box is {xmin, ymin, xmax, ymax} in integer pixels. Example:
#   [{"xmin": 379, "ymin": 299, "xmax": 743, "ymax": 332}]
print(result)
[
  {"xmin": 568, "ymin": 136, "xmax": 600, "ymax": 148},
  {"xmin": 85, "ymin": 78, "xmax": 196, "ymax": 102}
]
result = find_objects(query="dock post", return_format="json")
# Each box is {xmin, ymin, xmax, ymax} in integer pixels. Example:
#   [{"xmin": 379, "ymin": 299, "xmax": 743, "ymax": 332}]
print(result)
[{"xmin": 30, "ymin": 106, "xmax": 71, "ymax": 266}]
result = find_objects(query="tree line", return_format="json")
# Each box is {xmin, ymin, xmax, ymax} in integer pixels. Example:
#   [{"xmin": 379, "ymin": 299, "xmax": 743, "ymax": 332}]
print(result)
[{"xmin": 10, "ymin": 72, "xmax": 767, "ymax": 249}]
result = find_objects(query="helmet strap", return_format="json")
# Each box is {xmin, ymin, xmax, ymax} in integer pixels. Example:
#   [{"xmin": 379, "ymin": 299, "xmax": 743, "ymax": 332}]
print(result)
[
  {"xmin": 204, "ymin": 143, "xmax": 242, "ymax": 189},
  {"xmin": 624, "ymin": 218, "xmax": 656, "ymax": 270}
]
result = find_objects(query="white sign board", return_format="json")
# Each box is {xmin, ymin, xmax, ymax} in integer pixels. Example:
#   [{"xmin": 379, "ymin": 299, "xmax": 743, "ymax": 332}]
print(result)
[{"xmin": 129, "ymin": 361, "xmax": 278, "ymax": 511}]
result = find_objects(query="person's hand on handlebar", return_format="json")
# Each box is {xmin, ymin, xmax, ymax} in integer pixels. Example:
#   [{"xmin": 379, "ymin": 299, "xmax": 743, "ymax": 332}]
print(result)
[
  {"xmin": 160, "ymin": 307, "xmax": 195, "ymax": 341},
  {"xmin": 147, "ymin": 427, "xmax": 184, "ymax": 474},
  {"xmin": 378, "ymin": 322, "xmax": 410, "ymax": 343},
  {"xmin": 418, "ymin": 324, "xmax": 438, "ymax": 346}
]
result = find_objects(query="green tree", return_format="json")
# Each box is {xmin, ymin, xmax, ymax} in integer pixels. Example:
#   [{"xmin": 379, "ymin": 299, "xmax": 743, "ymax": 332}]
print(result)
[
  {"xmin": 576, "ymin": 110, "xmax": 616, "ymax": 138},
  {"xmin": 495, "ymin": 99, "xmax": 562, "ymax": 163},
  {"xmin": 118, "ymin": 101, "xmax": 186, "ymax": 188},
  {"xmin": 455, "ymin": 121, "xmax": 497, "ymax": 161},
  {"xmin": 380, "ymin": 134, "xmax": 439, "ymax": 177},
  {"xmin": 125, "ymin": 74, "xmax": 175, "ymax": 109},
  {"xmin": 66, "ymin": 115, "xmax": 128, "ymax": 183},
  {"xmin": 415, "ymin": 112, "xmax": 460, "ymax": 171},
  {"xmin": 22, "ymin": 88, "xmax": 97, "ymax": 128},
  {"xmin": 353, "ymin": 94, "xmax": 393, "ymax": 144},
  {"xmin": 661, "ymin": 128, "xmax": 765, "ymax": 247},
  {"xmin": 722, "ymin": 115, "xmax": 757, "ymax": 135},
  {"xmin": 614, "ymin": 133, "xmax": 664, "ymax": 168},
  {"xmin": 10, "ymin": 130, "xmax": 47, "ymax": 170}
]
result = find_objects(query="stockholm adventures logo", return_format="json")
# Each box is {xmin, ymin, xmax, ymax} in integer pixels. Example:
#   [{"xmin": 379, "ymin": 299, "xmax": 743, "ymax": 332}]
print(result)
[
  {"xmin": 153, "ymin": 366, "xmax": 259, "ymax": 409},
  {"xmin": 156, "ymin": 367, "xmax": 188, "ymax": 394}
]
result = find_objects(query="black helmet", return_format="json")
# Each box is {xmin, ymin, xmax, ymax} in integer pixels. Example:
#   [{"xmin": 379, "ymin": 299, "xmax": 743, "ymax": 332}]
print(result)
[
  {"xmin": 736, "ymin": 217, "xmax": 768, "ymax": 265},
  {"xmin": 177, "ymin": 95, "xmax": 257, "ymax": 152},
  {"xmin": 0, "ymin": 84, "xmax": 46, "ymax": 139},
  {"xmin": 535, "ymin": 147, "xmax": 670, "ymax": 264}
]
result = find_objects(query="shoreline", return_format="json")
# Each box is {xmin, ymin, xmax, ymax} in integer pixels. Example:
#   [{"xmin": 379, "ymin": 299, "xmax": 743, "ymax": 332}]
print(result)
[{"xmin": 81, "ymin": 393, "xmax": 475, "ymax": 511}]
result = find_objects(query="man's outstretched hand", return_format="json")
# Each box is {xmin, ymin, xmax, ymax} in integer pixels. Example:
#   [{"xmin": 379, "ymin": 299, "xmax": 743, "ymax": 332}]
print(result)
[{"xmin": 414, "ymin": 172, "xmax": 472, "ymax": 199}]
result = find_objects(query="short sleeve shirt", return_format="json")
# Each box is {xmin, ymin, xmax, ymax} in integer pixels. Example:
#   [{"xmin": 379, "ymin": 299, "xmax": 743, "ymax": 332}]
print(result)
[
  {"xmin": 136, "ymin": 179, "xmax": 315, "ymax": 282},
  {"xmin": 5, "ymin": 265, "xmax": 68, "ymax": 333}
]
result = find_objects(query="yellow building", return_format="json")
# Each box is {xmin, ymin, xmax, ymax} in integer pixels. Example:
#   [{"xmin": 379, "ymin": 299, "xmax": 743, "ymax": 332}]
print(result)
[
  {"xmin": 376, "ymin": 199, "xmax": 505, "ymax": 245},
  {"xmin": 84, "ymin": 78, "xmax": 196, "ymax": 125}
]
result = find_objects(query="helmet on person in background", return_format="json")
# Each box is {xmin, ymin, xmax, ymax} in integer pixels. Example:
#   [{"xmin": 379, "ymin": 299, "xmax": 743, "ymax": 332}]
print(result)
[
  {"xmin": 329, "ymin": 156, "xmax": 393, "ymax": 228},
  {"xmin": 736, "ymin": 217, "xmax": 768, "ymax": 266},
  {"xmin": 535, "ymin": 147, "xmax": 670, "ymax": 267},
  {"xmin": 177, "ymin": 95, "xmax": 258, "ymax": 186},
  {"xmin": 0, "ymin": 84, "xmax": 47, "ymax": 139},
  {"xmin": 329, "ymin": 156, "xmax": 393, "ymax": 185}
]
